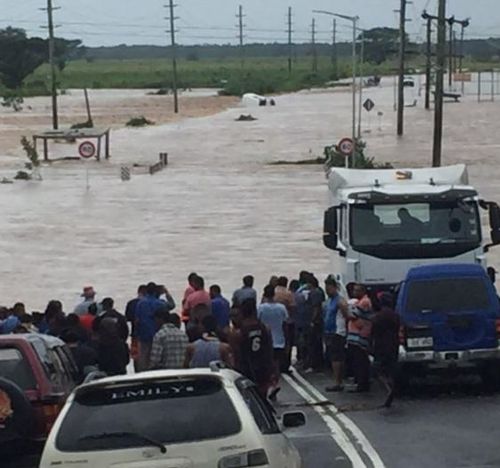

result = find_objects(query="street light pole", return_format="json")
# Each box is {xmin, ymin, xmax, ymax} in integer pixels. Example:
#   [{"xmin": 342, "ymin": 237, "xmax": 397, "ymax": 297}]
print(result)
[{"xmin": 313, "ymin": 10, "xmax": 360, "ymax": 168}]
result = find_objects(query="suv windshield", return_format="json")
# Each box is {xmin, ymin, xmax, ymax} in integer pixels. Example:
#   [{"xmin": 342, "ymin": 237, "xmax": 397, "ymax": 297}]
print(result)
[
  {"xmin": 351, "ymin": 200, "xmax": 481, "ymax": 259},
  {"xmin": 56, "ymin": 377, "xmax": 241, "ymax": 452},
  {"xmin": 405, "ymin": 278, "xmax": 491, "ymax": 314},
  {"xmin": 0, "ymin": 347, "xmax": 37, "ymax": 391}
]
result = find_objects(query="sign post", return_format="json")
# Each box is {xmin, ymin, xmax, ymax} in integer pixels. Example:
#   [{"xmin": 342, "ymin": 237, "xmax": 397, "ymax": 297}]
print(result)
[
  {"xmin": 337, "ymin": 137, "xmax": 354, "ymax": 168},
  {"xmin": 79, "ymin": 141, "xmax": 96, "ymax": 191}
]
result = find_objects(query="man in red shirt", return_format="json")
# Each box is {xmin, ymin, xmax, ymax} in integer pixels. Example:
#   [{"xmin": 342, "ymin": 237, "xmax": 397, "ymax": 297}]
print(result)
[
  {"xmin": 181, "ymin": 272, "xmax": 198, "ymax": 323},
  {"xmin": 184, "ymin": 275, "xmax": 211, "ymax": 322}
]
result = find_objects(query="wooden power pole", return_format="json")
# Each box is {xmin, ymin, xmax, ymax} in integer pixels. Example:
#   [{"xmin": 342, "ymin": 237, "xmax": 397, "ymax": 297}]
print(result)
[
  {"xmin": 422, "ymin": 11, "xmax": 433, "ymax": 110},
  {"xmin": 287, "ymin": 7, "xmax": 293, "ymax": 75},
  {"xmin": 237, "ymin": 5, "xmax": 245, "ymax": 68},
  {"xmin": 166, "ymin": 0, "xmax": 179, "ymax": 113},
  {"xmin": 397, "ymin": 0, "xmax": 408, "ymax": 136},
  {"xmin": 332, "ymin": 19, "xmax": 338, "ymax": 79},
  {"xmin": 433, "ymin": 0, "xmax": 447, "ymax": 167},
  {"xmin": 45, "ymin": 0, "xmax": 59, "ymax": 130},
  {"xmin": 311, "ymin": 18, "xmax": 318, "ymax": 73}
]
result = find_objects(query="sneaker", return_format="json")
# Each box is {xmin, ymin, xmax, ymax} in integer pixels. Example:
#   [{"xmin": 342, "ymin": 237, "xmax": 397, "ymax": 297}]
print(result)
[
  {"xmin": 347, "ymin": 385, "xmax": 370, "ymax": 393},
  {"xmin": 304, "ymin": 368, "xmax": 314, "ymax": 374}
]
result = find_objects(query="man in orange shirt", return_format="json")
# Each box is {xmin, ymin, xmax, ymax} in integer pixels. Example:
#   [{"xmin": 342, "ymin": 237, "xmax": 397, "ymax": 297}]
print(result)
[{"xmin": 184, "ymin": 275, "xmax": 211, "ymax": 320}]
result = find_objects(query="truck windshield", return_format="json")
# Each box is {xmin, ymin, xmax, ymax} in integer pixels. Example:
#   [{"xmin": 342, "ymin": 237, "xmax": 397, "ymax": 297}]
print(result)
[
  {"xmin": 351, "ymin": 200, "xmax": 481, "ymax": 259},
  {"xmin": 405, "ymin": 278, "xmax": 491, "ymax": 314}
]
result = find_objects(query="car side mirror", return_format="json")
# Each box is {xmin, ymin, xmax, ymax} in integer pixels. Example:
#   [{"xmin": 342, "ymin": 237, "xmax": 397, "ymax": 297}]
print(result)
[
  {"xmin": 323, "ymin": 206, "xmax": 339, "ymax": 251},
  {"xmin": 282, "ymin": 411, "xmax": 306, "ymax": 428}
]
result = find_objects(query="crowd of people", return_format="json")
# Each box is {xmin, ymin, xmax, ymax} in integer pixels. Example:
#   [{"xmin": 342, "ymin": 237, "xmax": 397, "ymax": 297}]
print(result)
[{"xmin": 0, "ymin": 271, "xmax": 400, "ymax": 407}]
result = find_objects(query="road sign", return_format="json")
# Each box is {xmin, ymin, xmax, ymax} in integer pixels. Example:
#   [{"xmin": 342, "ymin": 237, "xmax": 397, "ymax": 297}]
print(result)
[
  {"xmin": 78, "ymin": 141, "xmax": 96, "ymax": 159},
  {"xmin": 337, "ymin": 137, "xmax": 354, "ymax": 156},
  {"xmin": 363, "ymin": 98, "xmax": 375, "ymax": 112}
]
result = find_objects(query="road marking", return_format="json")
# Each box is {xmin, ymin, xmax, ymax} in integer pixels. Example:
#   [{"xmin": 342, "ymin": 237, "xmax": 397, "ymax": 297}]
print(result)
[
  {"xmin": 290, "ymin": 370, "xmax": 386, "ymax": 468},
  {"xmin": 283, "ymin": 373, "xmax": 368, "ymax": 468}
]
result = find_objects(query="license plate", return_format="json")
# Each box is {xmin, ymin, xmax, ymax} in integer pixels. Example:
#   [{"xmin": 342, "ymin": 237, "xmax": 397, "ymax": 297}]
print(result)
[{"xmin": 407, "ymin": 337, "xmax": 434, "ymax": 348}]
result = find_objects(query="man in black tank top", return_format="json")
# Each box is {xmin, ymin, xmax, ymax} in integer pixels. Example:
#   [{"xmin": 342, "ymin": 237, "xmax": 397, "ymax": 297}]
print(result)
[{"xmin": 239, "ymin": 299, "xmax": 274, "ymax": 399}]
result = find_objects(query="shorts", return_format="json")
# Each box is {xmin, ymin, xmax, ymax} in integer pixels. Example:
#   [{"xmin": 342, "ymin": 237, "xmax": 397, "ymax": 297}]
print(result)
[{"xmin": 325, "ymin": 334, "xmax": 346, "ymax": 362}]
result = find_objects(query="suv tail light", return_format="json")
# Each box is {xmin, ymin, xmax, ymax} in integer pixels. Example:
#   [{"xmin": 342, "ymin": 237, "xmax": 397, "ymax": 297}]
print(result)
[
  {"xmin": 399, "ymin": 326, "xmax": 406, "ymax": 345},
  {"xmin": 495, "ymin": 319, "xmax": 500, "ymax": 338},
  {"xmin": 218, "ymin": 449, "xmax": 269, "ymax": 467}
]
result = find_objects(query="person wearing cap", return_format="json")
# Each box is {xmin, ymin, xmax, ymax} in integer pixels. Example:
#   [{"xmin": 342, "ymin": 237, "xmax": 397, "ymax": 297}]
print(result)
[
  {"xmin": 323, "ymin": 276, "xmax": 349, "ymax": 392},
  {"xmin": 74, "ymin": 286, "xmax": 97, "ymax": 316}
]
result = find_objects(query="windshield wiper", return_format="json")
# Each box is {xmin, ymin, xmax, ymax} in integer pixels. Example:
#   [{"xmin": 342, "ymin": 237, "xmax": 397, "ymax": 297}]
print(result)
[{"xmin": 79, "ymin": 431, "xmax": 167, "ymax": 454}]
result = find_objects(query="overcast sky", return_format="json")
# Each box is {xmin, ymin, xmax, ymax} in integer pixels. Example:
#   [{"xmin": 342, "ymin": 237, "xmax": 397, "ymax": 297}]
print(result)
[{"xmin": 2, "ymin": 0, "xmax": 499, "ymax": 47}]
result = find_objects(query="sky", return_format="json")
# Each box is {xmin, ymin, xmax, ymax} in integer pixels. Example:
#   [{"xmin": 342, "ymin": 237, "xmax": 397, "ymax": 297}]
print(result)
[{"xmin": 2, "ymin": 0, "xmax": 500, "ymax": 47}]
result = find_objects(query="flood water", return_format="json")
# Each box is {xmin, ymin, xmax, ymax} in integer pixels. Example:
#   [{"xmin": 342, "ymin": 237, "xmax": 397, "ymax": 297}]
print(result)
[{"xmin": 1, "ymin": 79, "xmax": 500, "ymax": 311}]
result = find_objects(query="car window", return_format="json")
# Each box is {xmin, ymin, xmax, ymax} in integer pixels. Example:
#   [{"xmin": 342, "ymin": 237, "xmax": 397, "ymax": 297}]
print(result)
[
  {"xmin": 406, "ymin": 277, "xmax": 490, "ymax": 313},
  {"xmin": 55, "ymin": 346, "xmax": 78, "ymax": 385},
  {"xmin": 0, "ymin": 347, "xmax": 37, "ymax": 391},
  {"xmin": 236, "ymin": 378, "xmax": 280, "ymax": 435},
  {"xmin": 56, "ymin": 377, "xmax": 242, "ymax": 452}
]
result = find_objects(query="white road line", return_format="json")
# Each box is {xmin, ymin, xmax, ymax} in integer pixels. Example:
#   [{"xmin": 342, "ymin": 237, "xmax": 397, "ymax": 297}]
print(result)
[
  {"xmin": 283, "ymin": 373, "xmax": 368, "ymax": 468},
  {"xmin": 291, "ymin": 370, "xmax": 386, "ymax": 468}
]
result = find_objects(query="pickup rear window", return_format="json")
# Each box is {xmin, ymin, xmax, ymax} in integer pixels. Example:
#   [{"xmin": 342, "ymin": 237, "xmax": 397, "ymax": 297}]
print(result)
[
  {"xmin": 0, "ymin": 347, "xmax": 37, "ymax": 391},
  {"xmin": 56, "ymin": 377, "xmax": 241, "ymax": 452},
  {"xmin": 405, "ymin": 278, "xmax": 491, "ymax": 313}
]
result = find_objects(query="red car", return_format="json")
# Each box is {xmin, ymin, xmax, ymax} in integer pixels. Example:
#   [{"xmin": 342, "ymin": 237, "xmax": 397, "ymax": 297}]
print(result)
[{"xmin": 0, "ymin": 334, "xmax": 78, "ymax": 454}]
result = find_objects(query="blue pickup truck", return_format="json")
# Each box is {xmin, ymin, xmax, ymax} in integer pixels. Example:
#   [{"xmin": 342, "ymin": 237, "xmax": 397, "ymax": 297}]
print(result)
[{"xmin": 397, "ymin": 264, "xmax": 500, "ymax": 387}]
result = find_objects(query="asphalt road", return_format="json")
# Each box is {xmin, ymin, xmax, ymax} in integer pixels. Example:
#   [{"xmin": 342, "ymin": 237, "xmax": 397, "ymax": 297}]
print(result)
[{"xmin": 12, "ymin": 369, "xmax": 500, "ymax": 468}]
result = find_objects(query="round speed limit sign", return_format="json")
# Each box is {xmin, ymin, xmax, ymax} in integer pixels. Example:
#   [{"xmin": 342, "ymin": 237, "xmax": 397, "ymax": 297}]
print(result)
[
  {"xmin": 337, "ymin": 137, "xmax": 354, "ymax": 156},
  {"xmin": 78, "ymin": 141, "xmax": 96, "ymax": 159}
]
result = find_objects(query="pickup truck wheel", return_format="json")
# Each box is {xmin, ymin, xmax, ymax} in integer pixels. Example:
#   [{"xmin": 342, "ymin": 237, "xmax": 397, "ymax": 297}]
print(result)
[{"xmin": 0, "ymin": 377, "xmax": 35, "ymax": 448}]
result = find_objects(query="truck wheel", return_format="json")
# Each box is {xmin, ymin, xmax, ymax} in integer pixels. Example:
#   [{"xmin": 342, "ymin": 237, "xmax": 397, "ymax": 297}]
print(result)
[{"xmin": 0, "ymin": 377, "xmax": 34, "ymax": 449}]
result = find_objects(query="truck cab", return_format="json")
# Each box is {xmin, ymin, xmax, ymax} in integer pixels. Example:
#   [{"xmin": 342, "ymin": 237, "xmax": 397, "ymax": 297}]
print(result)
[
  {"xmin": 323, "ymin": 165, "xmax": 500, "ymax": 291},
  {"xmin": 396, "ymin": 264, "xmax": 500, "ymax": 385}
]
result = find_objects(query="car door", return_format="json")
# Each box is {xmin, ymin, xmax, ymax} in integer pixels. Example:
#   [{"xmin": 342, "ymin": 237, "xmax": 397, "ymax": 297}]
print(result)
[{"xmin": 236, "ymin": 379, "xmax": 301, "ymax": 467}]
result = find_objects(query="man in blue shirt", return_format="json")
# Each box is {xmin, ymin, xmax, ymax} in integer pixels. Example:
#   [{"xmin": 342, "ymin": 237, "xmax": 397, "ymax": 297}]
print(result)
[
  {"xmin": 209, "ymin": 284, "xmax": 230, "ymax": 330},
  {"xmin": 258, "ymin": 285, "xmax": 288, "ymax": 401},
  {"xmin": 135, "ymin": 282, "xmax": 175, "ymax": 371}
]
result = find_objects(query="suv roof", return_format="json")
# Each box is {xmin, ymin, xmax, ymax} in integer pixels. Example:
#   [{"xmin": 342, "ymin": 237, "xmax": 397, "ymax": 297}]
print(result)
[
  {"xmin": 0, "ymin": 333, "xmax": 65, "ymax": 349},
  {"xmin": 77, "ymin": 368, "xmax": 243, "ymax": 393},
  {"xmin": 406, "ymin": 263, "xmax": 486, "ymax": 281}
]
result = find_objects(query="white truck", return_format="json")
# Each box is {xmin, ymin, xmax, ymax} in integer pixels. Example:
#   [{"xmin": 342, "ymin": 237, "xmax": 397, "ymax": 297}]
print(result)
[{"xmin": 323, "ymin": 164, "xmax": 500, "ymax": 291}]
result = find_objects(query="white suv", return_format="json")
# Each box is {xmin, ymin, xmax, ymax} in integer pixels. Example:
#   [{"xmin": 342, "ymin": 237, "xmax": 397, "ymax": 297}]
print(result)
[{"xmin": 40, "ymin": 368, "xmax": 304, "ymax": 468}]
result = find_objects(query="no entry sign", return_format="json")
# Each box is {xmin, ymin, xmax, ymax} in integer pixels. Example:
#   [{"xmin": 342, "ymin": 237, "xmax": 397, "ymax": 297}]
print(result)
[
  {"xmin": 79, "ymin": 141, "xmax": 96, "ymax": 159},
  {"xmin": 338, "ymin": 137, "xmax": 354, "ymax": 156}
]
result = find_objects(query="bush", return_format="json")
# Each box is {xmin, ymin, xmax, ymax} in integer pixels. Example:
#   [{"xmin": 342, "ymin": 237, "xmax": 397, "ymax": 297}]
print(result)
[
  {"xmin": 126, "ymin": 116, "xmax": 155, "ymax": 127},
  {"xmin": 324, "ymin": 140, "xmax": 393, "ymax": 169}
]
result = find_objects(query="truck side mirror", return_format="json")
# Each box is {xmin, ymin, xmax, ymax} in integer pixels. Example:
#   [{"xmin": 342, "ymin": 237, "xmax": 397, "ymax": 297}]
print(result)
[
  {"xmin": 323, "ymin": 206, "xmax": 339, "ymax": 251},
  {"xmin": 489, "ymin": 203, "xmax": 500, "ymax": 231},
  {"xmin": 491, "ymin": 229, "xmax": 500, "ymax": 246}
]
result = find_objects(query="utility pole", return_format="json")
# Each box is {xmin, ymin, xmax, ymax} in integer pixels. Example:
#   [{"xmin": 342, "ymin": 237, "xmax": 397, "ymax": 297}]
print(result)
[
  {"xmin": 311, "ymin": 18, "xmax": 318, "ymax": 73},
  {"xmin": 237, "ymin": 5, "xmax": 245, "ymax": 68},
  {"xmin": 422, "ymin": 11, "xmax": 433, "ymax": 110},
  {"xmin": 397, "ymin": 0, "xmax": 408, "ymax": 136},
  {"xmin": 287, "ymin": 7, "xmax": 293, "ymax": 75},
  {"xmin": 448, "ymin": 16, "xmax": 455, "ymax": 88},
  {"xmin": 357, "ymin": 30, "xmax": 364, "ymax": 139},
  {"xmin": 433, "ymin": 0, "xmax": 446, "ymax": 167},
  {"xmin": 332, "ymin": 19, "xmax": 338, "ymax": 78},
  {"xmin": 44, "ymin": 0, "xmax": 59, "ymax": 130},
  {"xmin": 166, "ymin": 0, "xmax": 179, "ymax": 113}
]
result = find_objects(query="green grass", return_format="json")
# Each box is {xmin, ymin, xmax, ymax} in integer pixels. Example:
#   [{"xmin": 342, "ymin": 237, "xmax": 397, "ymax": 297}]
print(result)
[
  {"xmin": 4, "ymin": 55, "xmax": 497, "ymax": 97},
  {"xmin": 23, "ymin": 56, "xmax": 395, "ymax": 96}
]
